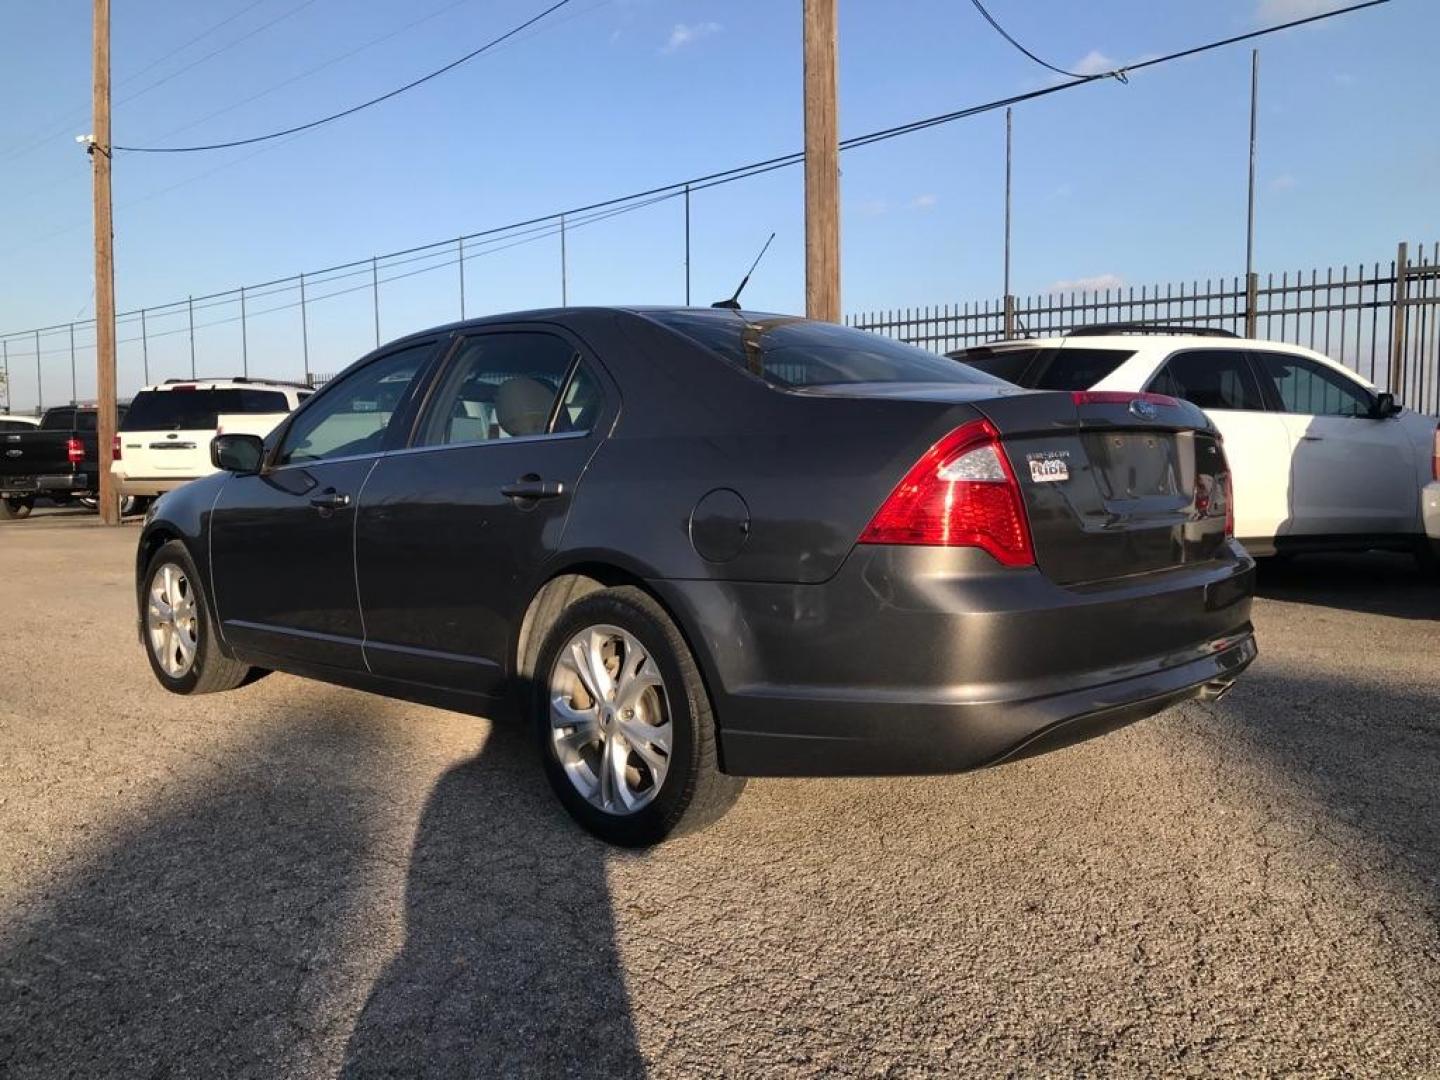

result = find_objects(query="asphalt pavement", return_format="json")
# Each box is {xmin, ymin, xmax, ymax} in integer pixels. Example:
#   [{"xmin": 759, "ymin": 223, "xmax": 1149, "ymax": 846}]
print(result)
[{"xmin": 1, "ymin": 510, "xmax": 1438, "ymax": 1077}]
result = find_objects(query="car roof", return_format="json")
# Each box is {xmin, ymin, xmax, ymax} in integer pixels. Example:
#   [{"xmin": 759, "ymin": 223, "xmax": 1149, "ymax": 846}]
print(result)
[
  {"xmin": 134, "ymin": 377, "xmax": 310, "ymax": 392},
  {"xmin": 959, "ymin": 334, "xmax": 1268, "ymax": 351}
]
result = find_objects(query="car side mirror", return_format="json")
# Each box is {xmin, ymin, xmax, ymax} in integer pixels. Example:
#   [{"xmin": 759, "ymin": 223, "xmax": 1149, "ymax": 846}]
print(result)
[
  {"xmin": 1370, "ymin": 392, "xmax": 1400, "ymax": 419},
  {"xmin": 210, "ymin": 433, "xmax": 265, "ymax": 474}
]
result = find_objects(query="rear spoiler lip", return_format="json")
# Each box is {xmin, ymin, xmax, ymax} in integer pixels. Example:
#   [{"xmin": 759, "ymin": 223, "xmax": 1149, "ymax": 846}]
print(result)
[{"xmin": 967, "ymin": 388, "xmax": 1216, "ymax": 441}]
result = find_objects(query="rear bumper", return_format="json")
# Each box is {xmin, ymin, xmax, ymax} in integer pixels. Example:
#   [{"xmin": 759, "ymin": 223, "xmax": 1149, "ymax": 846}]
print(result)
[
  {"xmin": 114, "ymin": 475, "xmax": 196, "ymax": 497},
  {"xmin": 0, "ymin": 473, "xmax": 93, "ymax": 495},
  {"xmin": 654, "ymin": 542, "xmax": 1257, "ymax": 777}
]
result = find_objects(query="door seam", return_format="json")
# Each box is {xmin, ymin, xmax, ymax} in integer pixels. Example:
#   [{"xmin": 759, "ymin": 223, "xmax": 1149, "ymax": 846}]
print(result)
[{"xmin": 354, "ymin": 456, "xmax": 383, "ymax": 674}]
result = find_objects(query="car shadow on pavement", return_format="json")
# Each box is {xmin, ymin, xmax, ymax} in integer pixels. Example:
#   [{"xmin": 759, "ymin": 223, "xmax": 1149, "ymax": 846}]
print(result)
[
  {"xmin": 1255, "ymin": 551, "xmax": 1438, "ymax": 619},
  {"xmin": 0, "ymin": 688, "xmax": 644, "ymax": 1079},
  {"xmin": 338, "ymin": 714, "xmax": 644, "ymax": 1079},
  {"xmin": 1207, "ymin": 665, "xmax": 1440, "ymax": 910}
]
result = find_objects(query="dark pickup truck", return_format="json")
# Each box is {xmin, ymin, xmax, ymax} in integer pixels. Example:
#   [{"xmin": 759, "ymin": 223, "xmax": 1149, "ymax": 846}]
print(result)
[{"xmin": 1, "ymin": 405, "xmax": 127, "ymax": 519}]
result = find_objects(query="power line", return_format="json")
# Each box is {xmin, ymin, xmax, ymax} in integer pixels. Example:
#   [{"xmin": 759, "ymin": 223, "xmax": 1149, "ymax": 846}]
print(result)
[
  {"xmin": 966, "ymin": 0, "xmax": 1127, "ymax": 82},
  {"xmin": 0, "ymin": 0, "xmax": 311, "ymax": 165},
  {"xmin": 114, "ymin": 0, "xmax": 576, "ymax": 153},
  {"xmin": 3, "ymin": 0, "xmax": 1392, "ymax": 343},
  {"xmin": 115, "ymin": 0, "xmax": 324, "ymax": 109}
]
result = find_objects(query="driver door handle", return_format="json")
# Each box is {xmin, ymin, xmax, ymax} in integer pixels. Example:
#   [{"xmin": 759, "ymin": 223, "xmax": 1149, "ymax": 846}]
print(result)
[
  {"xmin": 309, "ymin": 489, "xmax": 352, "ymax": 510},
  {"xmin": 501, "ymin": 476, "xmax": 564, "ymax": 501}
]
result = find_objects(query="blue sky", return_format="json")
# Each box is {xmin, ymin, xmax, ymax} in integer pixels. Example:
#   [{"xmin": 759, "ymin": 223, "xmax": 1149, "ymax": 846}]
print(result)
[{"xmin": 0, "ymin": 0, "xmax": 1434, "ymax": 407}]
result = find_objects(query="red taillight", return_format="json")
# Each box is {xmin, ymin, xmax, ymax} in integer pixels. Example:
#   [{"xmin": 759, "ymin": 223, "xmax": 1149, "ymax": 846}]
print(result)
[
  {"xmin": 1070, "ymin": 390, "xmax": 1180, "ymax": 408},
  {"xmin": 1223, "ymin": 470, "xmax": 1234, "ymax": 538},
  {"xmin": 112, "ymin": 434, "xmax": 122, "ymax": 462},
  {"xmin": 1432, "ymin": 425, "xmax": 1439, "ymax": 482},
  {"xmin": 859, "ymin": 419, "xmax": 1035, "ymax": 566},
  {"xmin": 66, "ymin": 436, "xmax": 84, "ymax": 465}
]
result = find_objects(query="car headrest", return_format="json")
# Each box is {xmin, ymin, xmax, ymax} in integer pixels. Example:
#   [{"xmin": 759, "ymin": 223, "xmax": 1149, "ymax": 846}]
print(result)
[{"xmin": 495, "ymin": 376, "xmax": 554, "ymax": 437}]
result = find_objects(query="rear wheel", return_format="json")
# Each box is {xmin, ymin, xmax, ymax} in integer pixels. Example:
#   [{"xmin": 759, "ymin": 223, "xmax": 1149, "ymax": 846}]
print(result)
[
  {"xmin": 533, "ymin": 586, "xmax": 744, "ymax": 846},
  {"xmin": 142, "ymin": 540, "xmax": 253, "ymax": 695},
  {"xmin": 1, "ymin": 496, "xmax": 34, "ymax": 520},
  {"xmin": 80, "ymin": 495, "xmax": 141, "ymax": 515}
]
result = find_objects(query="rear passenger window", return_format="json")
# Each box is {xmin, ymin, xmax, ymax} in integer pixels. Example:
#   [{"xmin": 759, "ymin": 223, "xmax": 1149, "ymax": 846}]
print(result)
[
  {"xmin": 1251, "ymin": 351, "xmax": 1373, "ymax": 417},
  {"xmin": 1149, "ymin": 350, "xmax": 1266, "ymax": 411},
  {"xmin": 417, "ymin": 332, "xmax": 582, "ymax": 447}
]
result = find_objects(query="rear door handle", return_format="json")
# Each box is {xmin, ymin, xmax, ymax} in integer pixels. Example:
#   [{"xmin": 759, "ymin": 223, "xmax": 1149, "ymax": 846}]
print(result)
[
  {"xmin": 1299, "ymin": 435, "xmax": 1324, "ymax": 442},
  {"xmin": 501, "ymin": 476, "xmax": 564, "ymax": 501},
  {"xmin": 309, "ymin": 489, "xmax": 352, "ymax": 510}
]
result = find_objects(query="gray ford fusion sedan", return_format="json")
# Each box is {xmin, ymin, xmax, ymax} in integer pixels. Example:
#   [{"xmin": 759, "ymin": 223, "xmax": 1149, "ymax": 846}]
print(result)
[{"xmin": 135, "ymin": 307, "xmax": 1256, "ymax": 845}]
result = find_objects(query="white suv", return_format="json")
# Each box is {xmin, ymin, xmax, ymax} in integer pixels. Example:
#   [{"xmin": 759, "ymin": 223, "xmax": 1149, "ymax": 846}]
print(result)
[
  {"xmin": 952, "ymin": 326, "xmax": 1440, "ymax": 569},
  {"xmin": 112, "ymin": 377, "xmax": 311, "ymax": 502}
]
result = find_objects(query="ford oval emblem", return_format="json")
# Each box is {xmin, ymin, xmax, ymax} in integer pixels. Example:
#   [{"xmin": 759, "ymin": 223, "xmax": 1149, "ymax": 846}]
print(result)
[{"xmin": 1129, "ymin": 398, "xmax": 1158, "ymax": 421}]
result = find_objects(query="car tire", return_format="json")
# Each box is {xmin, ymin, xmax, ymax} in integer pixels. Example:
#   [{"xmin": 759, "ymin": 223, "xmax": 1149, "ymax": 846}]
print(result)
[
  {"xmin": 533, "ymin": 585, "xmax": 744, "ymax": 846},
  {"xmin": 1, "ymin": 496, "xmax": 34, "ymax": 520},
  {"xmin": 142, "ymin": 539, "xmax": 254, "ymax": 695}
]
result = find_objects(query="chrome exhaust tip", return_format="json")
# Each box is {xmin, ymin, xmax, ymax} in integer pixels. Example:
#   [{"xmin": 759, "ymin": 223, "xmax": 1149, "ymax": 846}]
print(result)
[{"xmin": 1198, "ymin": 677, "xmax": 1237, "ymax": 702}]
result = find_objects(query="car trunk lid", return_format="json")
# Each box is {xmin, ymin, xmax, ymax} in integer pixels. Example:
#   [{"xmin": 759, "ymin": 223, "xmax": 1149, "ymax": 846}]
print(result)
[{"xmin": 970, "ymin": 391, "xmax": 1232, "ymax": 585}]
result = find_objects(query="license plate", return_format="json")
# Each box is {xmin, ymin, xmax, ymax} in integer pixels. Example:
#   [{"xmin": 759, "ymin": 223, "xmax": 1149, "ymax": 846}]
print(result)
[{"xmin": 1028, "ymin": 458, "xmax": 1069, "ymax": 483}]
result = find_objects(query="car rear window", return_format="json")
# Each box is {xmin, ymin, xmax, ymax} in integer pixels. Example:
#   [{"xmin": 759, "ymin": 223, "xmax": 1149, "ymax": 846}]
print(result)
[
  {"xmin": 949, "ymin": 347, "xmax": 1042, "ymax": 384},
  {"xmin": 649, "ymin": 311, "xmax": 1005, "ymax": 389},
  {"xmin": 122, "ymin": 388, "xmax": 289, "ymax": 431},
  {"xmin": 955, "ymin": 346, "xmax": 1134, "ymax": 390}
]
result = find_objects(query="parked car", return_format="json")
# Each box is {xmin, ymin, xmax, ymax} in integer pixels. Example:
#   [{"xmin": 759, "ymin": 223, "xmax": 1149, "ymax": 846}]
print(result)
[
  {"xmin": 1, "ymin": 404, "xmax": 127, "ymax": 519},
  {"xmin": 135, "ymin": 308, "xmax": 1256, "ymax": 844},
  {"xmin": 112, "ymin": 377, "xmax": 311, "ymax": 504},
  {"xmin": 951, "ymin": 325, "xmax": 1440, "ymax": 570},
  {"xmin": 0, "ymin": 414, "xmax": 41, "ymax": 433}
]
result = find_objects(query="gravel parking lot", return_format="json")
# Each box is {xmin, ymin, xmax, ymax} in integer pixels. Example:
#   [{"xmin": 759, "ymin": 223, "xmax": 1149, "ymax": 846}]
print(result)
[{"xmin": 2, "ymin": 510, "xmax": 1438, "ymax": 1077}]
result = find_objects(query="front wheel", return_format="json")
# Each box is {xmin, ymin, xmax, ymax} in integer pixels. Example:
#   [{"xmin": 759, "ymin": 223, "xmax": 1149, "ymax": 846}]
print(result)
[
  {"xmin": 142, "ymin": 540, "xmax": 254, "ymax": 694},
  {"xmin": 1, "ymin": 496, "xmax": 35, "ymax": 520},
  {"xmin": 533, "ymin": 586, "xmax": 744, "ymax": 846}
]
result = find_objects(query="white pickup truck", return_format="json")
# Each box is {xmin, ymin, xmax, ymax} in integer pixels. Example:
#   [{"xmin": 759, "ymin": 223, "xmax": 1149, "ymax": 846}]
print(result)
[{"xmin": 112, "ymin": 378, "xmax": 312, "ymax": 505}]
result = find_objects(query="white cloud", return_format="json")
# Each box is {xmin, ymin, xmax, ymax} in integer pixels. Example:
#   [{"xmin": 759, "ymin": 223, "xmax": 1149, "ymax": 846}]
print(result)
[
  {"xmin": 855, "ymin": 198, "xmax": 890, "ymax": 218},
  {"xmin": 1048, "ymin": 273, "xmax": 1126, "ymax": 294},
  {"xmin": 1071, "ymin": 50, "xmax": 1116, "ymax": 76},
  {"xmin": 1269, "ymin": 173, "xmax": 1299, "ymax": 191},
  {"xmin": 909, "ymin": 193, "xmax": 938, "ymax": 210},
  {"xmin": 1254, "ymin": 0, "xmax": 1347, "ymax": 25},
  {"xmin": 662, "ymin": 21, "xmax": 721, "ymax": 54}
]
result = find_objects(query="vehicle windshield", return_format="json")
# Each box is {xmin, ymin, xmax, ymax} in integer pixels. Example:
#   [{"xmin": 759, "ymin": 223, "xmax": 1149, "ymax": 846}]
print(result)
[
  {"xmin": 121, "ymin": 388, "xmax": 289, "ymax": 431},
  {"xmin": 649, "ymin": 311, "xmax": 1003, "ymax": 389}
]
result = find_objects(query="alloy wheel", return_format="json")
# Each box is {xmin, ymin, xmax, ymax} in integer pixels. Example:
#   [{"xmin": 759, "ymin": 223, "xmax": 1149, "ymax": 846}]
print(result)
[
  {"xmin": 147, "ymin": 563, "xmax": 199, "ymax": 678},
  {"xmin": 549, "ymin": 624, "xmax": 673, "ymax": 815}
]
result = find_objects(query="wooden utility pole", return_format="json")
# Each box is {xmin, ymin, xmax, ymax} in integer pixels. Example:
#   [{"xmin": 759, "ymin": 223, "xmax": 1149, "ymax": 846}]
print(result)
[
  {"xmin": 92, "ymin": 0, "xmax": 119, "ymax": 525},
  {"xmin": 803, "ymin": 0, "xmax": 840, "ymax": 321}
]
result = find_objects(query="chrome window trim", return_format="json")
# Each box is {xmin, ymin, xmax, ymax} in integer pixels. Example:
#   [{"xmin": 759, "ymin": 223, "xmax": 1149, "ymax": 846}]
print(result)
[{"xmin": 264, "ymin": 428, "xmax": 592, "ymax": 474}]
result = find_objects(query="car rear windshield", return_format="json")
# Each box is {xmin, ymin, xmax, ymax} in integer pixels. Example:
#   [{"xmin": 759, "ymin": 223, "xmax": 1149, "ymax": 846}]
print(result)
[
  {"xmin": 121, "ymin": 388, "xmax": 289, "ymax": 431},
  {"xmin": 41, "ymin": 408, "xmax": 97, "ymax": 431},
  {"xmin": 649, "ymin": 311, "xmax": 1004, "ymax": 389},
  {"xmin": 954, "ymin": 346, "xmax": 1135, "ymax": 390}
]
